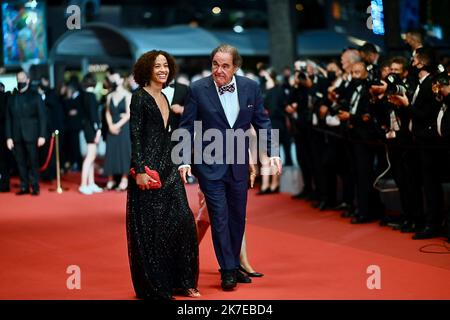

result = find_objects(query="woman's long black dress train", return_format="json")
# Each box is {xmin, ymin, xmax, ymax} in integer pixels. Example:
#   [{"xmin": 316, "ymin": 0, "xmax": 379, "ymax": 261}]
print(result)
[{"xmin": 126, "ymin": 88, "xmax": 198, "ymax": 300}]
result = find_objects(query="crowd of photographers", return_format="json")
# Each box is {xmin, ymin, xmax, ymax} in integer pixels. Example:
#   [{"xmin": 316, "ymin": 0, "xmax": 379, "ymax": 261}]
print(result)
[{"xmin": 260, "ymin": 31, "xmax": 449, "ymax": 242}]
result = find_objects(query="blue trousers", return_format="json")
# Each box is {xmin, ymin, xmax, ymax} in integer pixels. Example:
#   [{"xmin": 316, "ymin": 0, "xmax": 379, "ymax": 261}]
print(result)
[{"xmin": 198, "ymin": 167, "xmax": 248, "ymax": 271}]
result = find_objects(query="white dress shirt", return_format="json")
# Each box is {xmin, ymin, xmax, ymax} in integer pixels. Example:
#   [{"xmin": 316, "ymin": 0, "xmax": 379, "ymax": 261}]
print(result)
[
  {"xmin": 349, "ymin": 85, "xmax": 363, "ymax": 115},
  {"xmin": 162, "ymin": 81, "xmax": 175, "ymax": 105},
  {"xmin": 437, "ymin": 104, "xmax": 447, "ymax": 137},
  {"xmin": 215, "ymin": 76, "xmax": 240, "ymax": 128}
]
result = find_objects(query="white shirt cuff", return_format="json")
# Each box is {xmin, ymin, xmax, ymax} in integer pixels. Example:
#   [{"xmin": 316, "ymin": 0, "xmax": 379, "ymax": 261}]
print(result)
[
  {"xmin": 326, "ymin": 115, "xmax": 341, "ymax": 127},
  {"xmin": 178, "ymin": 164, "xmax": 191, "ymax": 170}
]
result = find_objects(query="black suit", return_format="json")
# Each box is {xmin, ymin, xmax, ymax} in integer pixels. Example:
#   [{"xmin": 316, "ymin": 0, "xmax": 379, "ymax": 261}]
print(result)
[
  {"xmin": 289, "ymin": 84, "xmax": 314, "ymax": 195},
  {"xmin": 410, "ymin": 75, "xmax": 445, "ymax": 228},
  {"xmin": 168, "ymin": 82, "xmax": 189, "ymax": 130},
  {"xmin": 347, "ymin": 83, "xmax": 383, "ymax": 219},
  {"xmin": 0, "ymin": 91, "xmax": 13, "ymax": 190},
  {"xmin": 439, "ymin": 102, "xmax": 450, "ymax": 139},
  {"xmin": 5, "ymin": 89, "xmax": 47, "ymax": 191}
]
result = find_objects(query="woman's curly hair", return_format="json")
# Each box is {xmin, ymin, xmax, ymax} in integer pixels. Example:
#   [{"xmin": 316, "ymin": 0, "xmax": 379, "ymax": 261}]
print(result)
[{"xmin": 133, "ymin": 50, "xmax": 177, "ymax": 88}]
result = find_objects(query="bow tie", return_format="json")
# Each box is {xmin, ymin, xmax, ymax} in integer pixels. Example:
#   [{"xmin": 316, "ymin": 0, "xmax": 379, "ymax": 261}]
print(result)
[{"xmin": 219, "ymin": 83, "xmax": 235, "ymax": 95}]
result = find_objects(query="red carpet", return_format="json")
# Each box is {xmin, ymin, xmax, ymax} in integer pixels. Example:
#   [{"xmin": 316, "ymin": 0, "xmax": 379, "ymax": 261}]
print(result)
[{"xmin": 0, "ymin": 174, "xmax": 449, "ymax": 300}]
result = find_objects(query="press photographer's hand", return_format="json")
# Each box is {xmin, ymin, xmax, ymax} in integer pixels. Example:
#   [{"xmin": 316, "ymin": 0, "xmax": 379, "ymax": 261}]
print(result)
[{"xmin": 388, "ymin": 93, "xmax": 409, "ymax": 107}]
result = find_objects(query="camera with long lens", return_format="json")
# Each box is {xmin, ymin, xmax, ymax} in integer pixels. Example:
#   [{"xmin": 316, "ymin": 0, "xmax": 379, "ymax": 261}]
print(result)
[
  {"xmin": 432, "ymin": 64, "xmax": 449, "ymax": 101},
  {"xmin": 385, "ymin": 73, "xmax": 407, "ymax": 96},
  {"xmin": 295, "ymin": 61, "xmax": 308, "ymax": 81},
  {"xmin": 366, "ymin": 64, "xmax": 382, "ymax": 86}
]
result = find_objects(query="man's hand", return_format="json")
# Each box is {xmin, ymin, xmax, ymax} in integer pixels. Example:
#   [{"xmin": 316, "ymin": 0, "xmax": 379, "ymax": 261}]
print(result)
[
  {"xmin": 328, "ymin": 89, "xmax": 338, "ymax": 102},
  {"xmin": 171, "ymin": 104, "xmax": 184, "ymax": 115},
  {"xmin": 361, "ymin": 114, "xmax": 371, "ymax": 122},
  {"xmin": 249, "ymin": 164, "xmax": 257, "ymax": 188},
  {"xmin": 370, "ymin": 80, "xmax": 388, "ymax": 95},
  {"xmin": 6, "ymin": 139, "xmax": 14, "ymax": 150},
  {"xmin": 338, "ymin": 111, "xmax": 350, "ymax": 121},
  {"xmin": 319, "ymin": 105, "xmax": 329, "ymax": 119},
  {"xmin": 285, "ymin": 104, "xmax": 297, "ymax": 115},
  {"xmin": 270, "ymin": 157, "xmax": 282, "ymax": 176},
  {"xmin": 179, "ymin": 166, "xmax": 192, "ymax": 184},
  {"xmin": 388, "ymin": 93, "xmax": 409, "ymax": 107},
  {"xmin": 37, "ymin": 137, "xmax": 46, "ymax": 147}
]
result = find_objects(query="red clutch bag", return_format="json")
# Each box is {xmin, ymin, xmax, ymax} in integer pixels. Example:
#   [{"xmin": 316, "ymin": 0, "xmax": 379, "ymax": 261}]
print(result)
[{"xmin": 129, "ymin": 166, "xmax": 162, "ymax": 189}]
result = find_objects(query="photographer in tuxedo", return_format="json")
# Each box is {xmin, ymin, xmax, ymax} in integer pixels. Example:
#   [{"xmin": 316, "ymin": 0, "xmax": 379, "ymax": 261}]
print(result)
[
  {"xmin": 5, "ymin": 71, "xmax": 47, "ymax": 195},
  {"xmin": 0, "ymin": 85, "xmax": 12, "ymax": 192},
  {"xmin": 434, "ymin": 67, "xmax": 450, "ymax": 140},
  {"xmin": 338, "ymin": 62, "xmax": 383, "ymax": 224},
  {"xmin": 162, "ymin": 78, "xmax": 189, "ymax": 130},
  {"xmin": 376, "ymin": 57, "xmax": 424, "ymax": 232},
  {"xmin": 288, "ymin": 61, "xmax": 316, "ymax": 201},
  {"xmin": 392, "ymin": 48, "xmax": 445, "ymax": 240},
  {"xmin": 433, "ymin": 68, "xmax": 450, "ymax": 242}
]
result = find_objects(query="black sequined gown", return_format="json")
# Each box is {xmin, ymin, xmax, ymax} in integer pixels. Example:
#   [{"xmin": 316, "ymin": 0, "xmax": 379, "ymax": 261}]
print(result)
[{"xmin": 126, "ymin": 88, "xmax": 199, "ymax": 300}]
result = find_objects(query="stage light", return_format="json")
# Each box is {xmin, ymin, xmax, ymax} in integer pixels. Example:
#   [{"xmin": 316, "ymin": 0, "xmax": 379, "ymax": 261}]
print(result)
[
  {"xmin": 295, "ymin": 3, "xmax": 304, "ymax": 11},
  {"xmin": 212, "ymin": 7, "xmax": 221, "ymax": 15},
  {"xmin": 233, "ymin": 25, "xmax": 244, "ymax": 33},
  {"xmin": 25, "ymin": 0, "xmax": 38, "ymax": 9},
  {"xmin": 370, "ymin": 0, "xmax": 385, "ymax": 35}
]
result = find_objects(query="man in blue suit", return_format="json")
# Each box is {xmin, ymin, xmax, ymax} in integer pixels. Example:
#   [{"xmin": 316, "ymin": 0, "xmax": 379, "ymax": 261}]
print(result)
[{"xmin": 179, "ymin": 44, "xmax": 282, "ymax": 291}]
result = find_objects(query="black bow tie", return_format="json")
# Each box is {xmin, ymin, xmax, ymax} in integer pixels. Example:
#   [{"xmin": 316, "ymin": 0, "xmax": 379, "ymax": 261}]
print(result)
[{"xmin": 219, "ymin": 83, "xmax": 235, "ymax": 95}]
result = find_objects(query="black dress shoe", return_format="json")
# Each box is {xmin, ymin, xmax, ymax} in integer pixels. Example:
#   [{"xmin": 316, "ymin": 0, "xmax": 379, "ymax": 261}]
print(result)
[
  {"xmin": 0, "ymin": 187, "xmax": 10, "ymax": 193},
  {"xmin": 221, "ymin": 271, "xmax": 237, "ymax": 291},
  {"xmin": 239, "ymin": 265, "xmax": 264, "ymax": 277},
  {"xmin": 341, "ymin": 209, "xmax": 356, "ymax": 218},
  {"xmin": 379, "ymin": 216, "xmax": 399, "ymax": 227},
  {"xmin": 412, "ymin": 226, "xmax": 442, "ymax": 240},
  {"xmin": 319, "ymin": 202, "xmax": 335, "ymax": 211},
  {"xmin": 16, "ymin": 189, "xmax": 30, "ymax": 195},
  {"xmin": 351, "ymin": 216, "xmax": 376, "ymax": 224},
  {"xmin": 291, "ymin": 191, "xmax": 311, "ymax": 200},
  {"xmin": 312, "ymin": 201, "xmax": 324, "ymax": 209},
  {"xmin": 398, "ymin": 221, "xmax": 415, "ymax": 233},
  {"xmin": 257, "ymin": 189, "xmax": 272, "ymax": 196},
  {"xmin": 236, "ymin": 270, "xmax": 252, "ymax": 283},
  {"xmin": 332, "ymin": 202, "xmax": 350, "ymax": 211},
  {"xmin": 31, "ymin": 189, "xmax": 40, "ymax": 196},
  {"xmin": 269, "ymin": 187, "xmax": 280, "ymax": 194}
]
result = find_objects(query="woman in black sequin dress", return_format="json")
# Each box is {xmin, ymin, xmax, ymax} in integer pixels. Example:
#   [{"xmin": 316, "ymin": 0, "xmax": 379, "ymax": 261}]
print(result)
[{"xmin": 126, "ymin": 50, "xmax": 200, "ymax": 300}]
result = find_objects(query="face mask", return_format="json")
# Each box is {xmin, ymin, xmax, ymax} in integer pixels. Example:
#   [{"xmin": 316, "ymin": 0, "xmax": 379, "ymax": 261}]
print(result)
[
  {"xmin": 444, "ymin": 94, "xmax": 450, "ymax": 106},
  {"xmin": 409, "ymin": 62, "xmax": 420, "ymax": 77},
  {"xmin": 352, "ymin": 79, "xmax": 365, "ymax": 87},
  {"xmin": 110, "ymin": 82, "xmax": 118, "ymax": 91},
  {"xmin": 17, "ymin": 82, "xmax": 27, "ymax": 91},
  {"xmin": 327, "ymin": 72, "xmax": 337, "ymax": 83}
]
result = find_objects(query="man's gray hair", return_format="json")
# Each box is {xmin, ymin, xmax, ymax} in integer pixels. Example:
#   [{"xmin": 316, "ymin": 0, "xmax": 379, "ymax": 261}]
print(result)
[{"xmin": 211, "ymin": 44, "xmax": 243, "ymax": 68}]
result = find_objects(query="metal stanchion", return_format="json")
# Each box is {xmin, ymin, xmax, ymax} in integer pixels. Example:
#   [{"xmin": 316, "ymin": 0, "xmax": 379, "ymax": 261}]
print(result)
[{"xmin": 50, "ymin": 130, "xmax": 68, "ymax": 193}]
